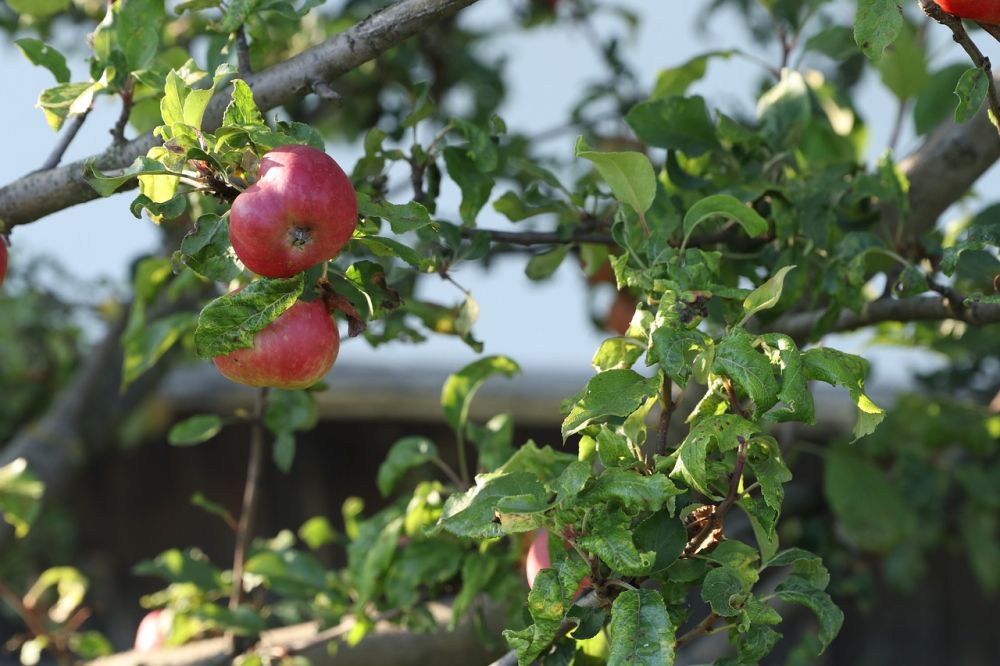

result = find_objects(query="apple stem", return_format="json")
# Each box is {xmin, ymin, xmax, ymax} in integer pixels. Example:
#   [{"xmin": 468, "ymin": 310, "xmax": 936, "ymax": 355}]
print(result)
[{"xmin": 229, "ymin": 387, "xmax": 269, "ymax": 611}]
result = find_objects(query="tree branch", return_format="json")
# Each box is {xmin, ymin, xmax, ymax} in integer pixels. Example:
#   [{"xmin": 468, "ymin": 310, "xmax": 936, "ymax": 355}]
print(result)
[
  {"xmin": 769, "ymin": 295, "xmax": 1000, "ymax": 342},
  {"xmin": 0, "ymin": 0, "xmax": 481, "ymax": 232},
  {"xmin": 38, "ymin": 109, "xmax": 92, "ymax": 171},
  {"xmin": 87, "ymin": 598, "xmax": 507, "ymax": 666},
  {"xmin": 229, "ymin": 388, "xmax": 268, "ymax": 610}
]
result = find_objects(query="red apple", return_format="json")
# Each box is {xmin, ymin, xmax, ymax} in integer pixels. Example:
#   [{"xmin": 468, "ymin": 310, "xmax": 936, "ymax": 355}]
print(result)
[
  {"xmin": 213, "ymin": 298, "xmax": 339, "ymax": 389},
  {"xmin": 230, "ymin": 144, "xmax": 357, "ymax": 278},
  {"xmin": 0, "ymin": 240, "xmax": 6, "ymax": 288},
  {"xmin": 525, "ymin": 529, "xmax": 591, "ymax": 595},
  {"xmin": 133, "ymin": 609, "xmax": 171, "ymax": 652},
  {"xmin": 935, "ymin": 0, "xmax": 1000, "ymax": 23}
]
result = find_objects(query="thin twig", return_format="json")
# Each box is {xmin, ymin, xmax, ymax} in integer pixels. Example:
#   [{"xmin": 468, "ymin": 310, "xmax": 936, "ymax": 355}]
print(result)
[
  {"xmin": 920, "ymin": 1, "xmax": 1000, "ymax": 137},
  {"xmin": 717, "ymin": 436, "xmax": 749, "ymax": 517},
  {"xmin": 656, "ymin": 375, "xmax": 675, "ymax": 456},
  {"xmin": 38, "ymin": 109, "xmax": 91, "ymax": 171},
  {"xmin": 229, "ymin": 387, "xmax": 269, "ymax": 610},
  {"xmin": 430, "ymin": 456, "xmax": 467, "ymax": 489},
  {"xmin": 674, "ymin": 611, "xmax": 721, "ymax": 649},
  {"xmin": 235, "ymin": 27, "xmax": 252, "ymax": 78},
  {"xmin": 110, "ymin": 84, "xmax": 133, "ymax": 145}
]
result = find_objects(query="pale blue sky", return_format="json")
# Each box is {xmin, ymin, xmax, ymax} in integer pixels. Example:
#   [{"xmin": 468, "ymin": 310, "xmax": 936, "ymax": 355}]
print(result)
[{"xmin": 0, "ymin": 0, "xmax": 981, "ymax": 383}]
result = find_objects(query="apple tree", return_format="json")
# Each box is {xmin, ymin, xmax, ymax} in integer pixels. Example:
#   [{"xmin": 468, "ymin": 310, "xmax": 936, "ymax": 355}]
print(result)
[{"xmin": 1, "ymin": 1, "xmax": 999, "ymax": 665}]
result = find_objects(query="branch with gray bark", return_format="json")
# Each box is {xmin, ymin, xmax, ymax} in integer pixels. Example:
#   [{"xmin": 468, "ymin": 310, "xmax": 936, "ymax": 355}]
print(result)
[
  {"xmin": 86, "ymin": 598, "xmax": 506, "ymax": 666},
  {"xmin": 0, "ymin": 0, "xmax": 480, "ymax": 232},
  {"xmin": 770, "ymin": 295, "xmax": 1000, "ymax": 342}
]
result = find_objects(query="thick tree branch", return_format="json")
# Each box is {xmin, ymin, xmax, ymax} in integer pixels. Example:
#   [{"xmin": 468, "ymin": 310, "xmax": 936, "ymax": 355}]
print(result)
[
  {"xmin": 87, "ymin": 598, "xmax": 506, "ymax": 666},
  {"xmin": 770, "ymin": 295, "xmax": 1000, "ymax": 341},
  {"xmin": 0, "ymin": 0, "xmax": 480, "ymax": 232}
]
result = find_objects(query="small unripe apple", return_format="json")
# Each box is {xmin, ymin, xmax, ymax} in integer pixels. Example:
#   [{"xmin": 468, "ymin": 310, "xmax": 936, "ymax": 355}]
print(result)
[
  {"xmin": 0, "ymin": 240, "xmax": 6, "ymax": 287},
  {"xmin": 213, "ymin": 298, "xmax": 339, "ymax": 389},
  {"xmin": 133, "ymin": 609, "xmax": 172, "ymax": 653},
  {"xmin": 230, "ymin": 144, "xmax": 357, "ymax": 278},
  {"xmin": 935, "ymin": 0, "xmax": 1000, "ymax": 23}
]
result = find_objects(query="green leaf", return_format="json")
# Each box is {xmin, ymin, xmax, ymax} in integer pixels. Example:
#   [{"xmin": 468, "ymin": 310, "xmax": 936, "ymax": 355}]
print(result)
[
  {"xmin": 607, "ymin": 589, "xmax": 675, "ymax": 666},
  {"xmin": 672, "ymin": 414, "xmax": 759, "ymax": 497},
  {"xmin": 0, "ymin": 459, "xmax": 44, "ymax": 539},
  {"xmin": 713, "ymin": 328, "xmax": 779, "ymax": 417},
  {"xmin": 774, "ymin": 577, "xmax": 844, "ymax": 652},
  {"xmin": 132, "ymin": 548, "xmax": 224, "ymax": 590},
  {"xmin": 384, "ymin": 540, "xmax": 464, "ymax": 608},
  {"xmin": 632, "ymin": 510, "xmax": 686, "ymax": 575},
  {"xmin": 122, "ymin": 312, "xmax": 197, "ymax": 389},
  {"xmin": 272, "ymin": 432, "xmax": 295, "ymax": 473},
  {"xmin": 824, "ymin": 448, "xmax": 915, "ymax": 551},
  {"xmin": 854, "ymin": 0, "xmax": 902, "ymax": 61},
  {"xmin": 876, "ymin": 22, "xmax": 928, "ymax": 101},
  {"xmin": 467, "ymin": 413, "xmax": 515, "ymax": 471},
  {"xmin": 525, "ymin": 246, "xmax": 569, "ymax": 281},
  {"xmin": 562, "ymin": 369, "xmax": 659, "ymax": 439},
  {"xmin": 578, "ymin": 468, "xmax": 682, "ymax": 513},
  {"xmin": 352, "ymin": 516, "xmax": 403, "ymax": 607},
  {"xmin": 502, "ymin": 568, "xmax": 566, "ymax": 664},
  {"xmin": 954, "ymin": 67, "xmax": 989, "ymax": 123},
  {"xmin": 756, "ymin": 69, "xmax": 811, "ymax": 147},
  {"xmin": 592, "ymin": 337, "xmax": 644, "ymax": 372},
  {"xmin": 168, "ymin": 415, "xmax": 223, "ymax": 446},
  {"xmin": 596, "ymin": 427, "xmax": 641, "ymax": 469},
  {"xmin": 7, "ymin": 0, "xmax": 69, "ymax": 18},
  {"xmin": 742, "ymin": 265, "xmax": 796, "ymax": 321},
  {"xmin": 178, "ymin": 214, "xmax": 244, "ymax": 282},
  {"xmin": 38, "ymin": 77, "xmax": 108, "ymax": 130},
  {"xmin": 377, "ymin": 437, "xmax": 439, "ymax": 497},
  {"xmin": 439, "ymin": 471, "xmax": 548, "ymax": 538},
  {"xmin": 626, "ymin": 96, "xmax": 719, "ymax": 156},
  {"xmin": 15, "ymin": 39, "xmax": 70, "ymax": 83},
  {"xmin": 298, "ymin": 516, "xmax": 337, "ymax": 550},
  {"xmin": 245, "ymin": 549, "xmax": 328, "ymax": 595},
  {"xmin": 264, "ymin": 389, "xmax": 317, "ymax": 433},
  {"xmin": 443, "ymin": 146, "xmax": 494, "ymax": 225},
  {"xmin": 650, "ymin": 326, "xmax": 708, "ymax": 388},
  {"xmin": 118, "ymin": 0, "xmax": 165, "ymax": 71},
  {"xmin": 193, "ymin": 276, "xmax": 304, "ymax": 358},
  {"xmin": 701, "ymin": 565, "xmax": 750, "ymax": 617},
  {"xmin": 766, "ymin": 548, "xmax": 831, "ymax": 589},
  {"xmin": 576, "ymin": 137, "xmax": 656, "ymax": 216},
  {"xmin": 759, "ymin": 333, "xmax": 814, "ymax": 424},
  {"xmin": 914, "ymin": 64, "xmax": 968, "ymax": 135},
  {"xmin": 223, "ymin": 79, "xmax": 264, "ymax": 127},
  {"xmin": 747, "ymin": 436, "xmax": 792, "ymax": 512},
  {"xmin": 682, "ymin": 194, "xmax": 768, "ymax": 245},
  {"xmin": 577, "ymin": 510, "xmax": 655, "ymax": 576},
  {"xmin": 441, "ymin": 356, "xmax": 521, "ymax": 434},
  {"xmin": 83, "ymin": 156, "xmax": 178, "ymax": 197},
  {"xmin": 356, "ymin": 192, "xmax": 434, "ymax": 233},
  {"xmin": 652, "ymin": 51, "xmax": 734, "ymax": 98},
  {"xmin": 803, "ymin": 348, "xmax": 885, "ymax": 440}
]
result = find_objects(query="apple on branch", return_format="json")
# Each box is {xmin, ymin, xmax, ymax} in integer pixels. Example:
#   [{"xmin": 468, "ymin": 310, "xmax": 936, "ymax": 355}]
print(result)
[
  {"xmin": 935, "ymin": 0, "xmax": 1000, "ymax": 24},
  {"xmin": 213, "ymin": 298, "xmax": 340, "ymax": 390},
  {"xmin": 230, "ymin": 144, "xmax": 358, "ymax": 278},
  {"xmin": 133, "ymin": 609, "xmax": 173, "ymax": 653},
  {"xmin": 524, "ymin": 529, "xmax": 591, "ymax": 595}
]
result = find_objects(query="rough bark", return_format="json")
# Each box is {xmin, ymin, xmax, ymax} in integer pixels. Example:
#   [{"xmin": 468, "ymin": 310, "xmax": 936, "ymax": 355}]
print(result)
[{"xmin": 0, "ymin": 0, "xmax": 480, "ymax": 231}]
